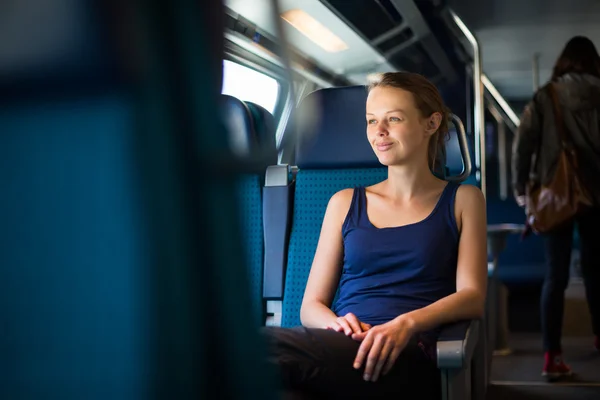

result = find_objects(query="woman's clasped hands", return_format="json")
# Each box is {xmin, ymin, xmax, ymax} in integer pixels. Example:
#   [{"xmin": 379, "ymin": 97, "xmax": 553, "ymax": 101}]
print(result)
[{"xmin": 326, "ymin": 313, "xmax": 415, "ymax": 383}]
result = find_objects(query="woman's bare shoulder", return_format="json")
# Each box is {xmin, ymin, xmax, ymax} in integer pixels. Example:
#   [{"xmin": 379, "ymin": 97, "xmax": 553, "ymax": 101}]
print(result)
[
  {"xmin": 455, "ymin": 184, "xmax": 485, "ymax": 206},
  {"xmin": 321, "ymin": 188, "xmax": 355, "ymax": 225},
  {"xmin": 328, "ymin": 188, "xmax": 355, "ymax": 210},
  {"xmin": 454, "ymin": 184, "xmax": 486, "ymax": 231}
]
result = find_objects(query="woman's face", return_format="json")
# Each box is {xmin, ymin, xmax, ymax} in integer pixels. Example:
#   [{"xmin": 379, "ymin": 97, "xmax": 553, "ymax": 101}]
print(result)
[{"xmin": 366, "ymin": 86, "xmax": 439, "ymax": 167}]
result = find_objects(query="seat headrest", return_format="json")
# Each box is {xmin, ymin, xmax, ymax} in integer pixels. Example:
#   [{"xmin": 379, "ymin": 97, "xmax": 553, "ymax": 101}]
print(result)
[
  {"xmin": 295, "ymin": 86, "xmax": 378, "ymax": 169},
  {"xmin": 294, "ymin": 86, "xmax": 455, "ymax": 178},
  {"xmin": 220, "ymin": 94, "xmax": 258, "ymax": 157},
  {"xmin": 245, "ymin": 101, "xmax": 277, "ymax": 165}
]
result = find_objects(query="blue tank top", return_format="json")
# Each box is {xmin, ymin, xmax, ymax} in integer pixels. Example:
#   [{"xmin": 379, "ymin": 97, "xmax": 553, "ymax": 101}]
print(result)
[{"xmin": 332, "ymin": 183, "xmax": 460, "ymax": 327}]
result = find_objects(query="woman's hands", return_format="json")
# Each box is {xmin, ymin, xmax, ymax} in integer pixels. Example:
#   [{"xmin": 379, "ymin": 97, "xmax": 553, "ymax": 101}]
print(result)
[
  {"xmin": 326, "ymin": 312, "xmax": 372, "ymax": 336},
  {"xmin": 326, "ymin": 313, "xmax": 416, "ymax": 382},
  {"xmin": 350, "ymin": 316, "xmax": 415, "ymax": 382}
]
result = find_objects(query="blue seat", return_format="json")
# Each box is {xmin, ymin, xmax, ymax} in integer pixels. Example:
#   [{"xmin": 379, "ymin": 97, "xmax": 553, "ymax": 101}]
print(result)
[
  {"xmin": 0, "ymin": 95, "xmax": 150, "ymax": 399},
  {"xmin": 245, "ymin": 101, "xmax": 278, "ymax": 166},
  {"xmin": 221, "ymin": 95, "xmax": 278, "ymax": 327},
  {"xmin": 0, "ymin": 3, "xmax": 277, "ymax": 399},
  {"xmin": 486, "ymin": 198, "xmax": 546, "ymax": 286},
  {"xmin": 221, "ymin": 95, "xmax": 260, "ymax": 159},
  {"xmin": 282, "ymin": 85, "xmax": 470, "ymax": 327},
  {"xmin": 268, "ymin": 85, "xmax": 484, "ymax": 400}
]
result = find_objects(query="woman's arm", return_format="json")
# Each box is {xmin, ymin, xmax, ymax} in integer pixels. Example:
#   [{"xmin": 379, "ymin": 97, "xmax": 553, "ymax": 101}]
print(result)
[
  {"xmin": 299, "ymin": 189, "xmax": 352, "ymax": 329},
  {"xmin": 396, "ymin": 184, "xmax": 487, "ymax": 332}
]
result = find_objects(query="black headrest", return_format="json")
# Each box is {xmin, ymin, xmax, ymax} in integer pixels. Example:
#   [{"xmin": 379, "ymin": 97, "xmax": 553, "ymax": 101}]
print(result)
[
  {"xmin": 295, "ymin": 86, "xmax": 377, "ymax": 169},
  {"xmin": 220, "ymin": 94, "xmax": 259, "ymax": 158},
  {"xmin": 245, "ymin": 101, "xmax": 277, "ymax": 166}
]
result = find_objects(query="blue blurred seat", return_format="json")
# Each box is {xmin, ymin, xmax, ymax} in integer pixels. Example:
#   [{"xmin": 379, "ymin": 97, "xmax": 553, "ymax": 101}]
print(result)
[
  {"xmin": 0, "ymin": 1, "xmax": 276, "ymax": 398},
  {"xmin": 245, "ymin": 101, "xmax": 278, "ymax": 165}
]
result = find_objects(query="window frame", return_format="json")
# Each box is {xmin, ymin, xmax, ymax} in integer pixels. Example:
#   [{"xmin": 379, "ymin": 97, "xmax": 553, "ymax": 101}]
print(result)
[{"xmin": 222, "ymin": 51, "xmax": 290, "ymax": 135}]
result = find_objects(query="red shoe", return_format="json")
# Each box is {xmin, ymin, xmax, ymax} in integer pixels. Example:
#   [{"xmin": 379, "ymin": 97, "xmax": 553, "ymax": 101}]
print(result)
[{"xmin": 542, "ymin": 352, "xmax": 572, "ymax": 381}]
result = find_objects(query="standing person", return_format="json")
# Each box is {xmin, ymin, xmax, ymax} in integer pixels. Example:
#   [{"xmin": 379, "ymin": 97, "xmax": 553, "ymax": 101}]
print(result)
[{"xmin": 512, "ymin": 36, "xmax": 600, "ymax": 380}]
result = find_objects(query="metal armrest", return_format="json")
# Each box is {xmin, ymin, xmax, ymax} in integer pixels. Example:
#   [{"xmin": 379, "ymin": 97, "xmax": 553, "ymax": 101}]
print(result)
[
  {"xmin": 437, "ymin": 319, "xmax": 480, "ymax": 369},
  {"xmin": 436, "ymin": 319, "xmax": 486, "ymax": 400}
]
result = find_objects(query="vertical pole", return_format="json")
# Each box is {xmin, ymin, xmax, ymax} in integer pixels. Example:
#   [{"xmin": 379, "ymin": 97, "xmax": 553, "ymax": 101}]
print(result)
[
  {"xmin": 450, "ymin": 10, "xmax": 485, "ymax": 198},
  {"xmin": 533, "ymin": 52, "xmax": 540, "ymax": 92}
]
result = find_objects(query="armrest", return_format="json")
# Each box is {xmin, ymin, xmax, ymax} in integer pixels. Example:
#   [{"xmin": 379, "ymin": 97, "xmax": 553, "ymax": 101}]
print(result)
[
  {"xmin": 436, "ymin": 319, "xmax": 480, "ymax": 369},
  {"xmin": 263, "ymin": 164, "xmax": 293, "ymax": 300}
]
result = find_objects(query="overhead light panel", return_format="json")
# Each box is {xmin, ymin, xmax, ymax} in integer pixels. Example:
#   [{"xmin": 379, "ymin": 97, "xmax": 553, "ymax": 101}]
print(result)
[{"xmin": 281, "ymin": 9, "xmax": 348, "ymax": 53}]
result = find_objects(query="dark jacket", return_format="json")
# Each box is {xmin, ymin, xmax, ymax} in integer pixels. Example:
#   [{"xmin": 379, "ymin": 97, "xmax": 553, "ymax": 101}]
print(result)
[{"xmin": 512, "ymin": 73, "xmax": 600, "ymax": 205}]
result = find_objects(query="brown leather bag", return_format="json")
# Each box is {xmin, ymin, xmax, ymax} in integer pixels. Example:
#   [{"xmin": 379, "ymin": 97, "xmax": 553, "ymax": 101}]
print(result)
[{"xmin": 525, "ymin": 84, "xmax": 593, "ymax": 233}]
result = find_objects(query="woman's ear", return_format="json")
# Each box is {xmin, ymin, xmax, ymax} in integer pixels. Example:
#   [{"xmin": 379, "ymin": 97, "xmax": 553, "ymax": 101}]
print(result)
[{"xmin": 426, "ymin": 112, "xmax": 442, "ymax": 135}]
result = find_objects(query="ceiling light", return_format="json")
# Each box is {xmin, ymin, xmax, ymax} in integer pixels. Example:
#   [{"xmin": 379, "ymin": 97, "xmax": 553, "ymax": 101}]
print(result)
[{"xmin": 281, "ymin": 9, "xmax": 348, "ymax": 53}]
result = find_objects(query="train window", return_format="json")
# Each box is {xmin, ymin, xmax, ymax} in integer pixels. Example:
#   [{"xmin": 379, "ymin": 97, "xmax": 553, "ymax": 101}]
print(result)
[{"xmin": 221, "ymin": 60, "xmax": 280, "ymax": 113}]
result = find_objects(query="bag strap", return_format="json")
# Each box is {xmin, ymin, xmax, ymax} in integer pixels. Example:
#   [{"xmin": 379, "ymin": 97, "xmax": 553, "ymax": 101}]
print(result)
[
  {"xmin": 548, "ymin": 83, "xmax": 586, "ymax": 178},
  {"xmin": 548, "ymin": 83, "xmax": 571, "ymax": 146},
  {"xmin": 529, "ymin": 88, "xmax": 550, "ymax": 180},
  {"xmin": 529, "ymin": 83, "xmax": 575, "ymax": 182}
]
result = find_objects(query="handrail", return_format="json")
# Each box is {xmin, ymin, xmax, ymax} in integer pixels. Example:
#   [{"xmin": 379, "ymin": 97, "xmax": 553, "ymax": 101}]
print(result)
[
  {"xmin": 484, "ymin": 92, "xmax": 517, "ymax": 135},
  {"xmin": 448, "ymin": 113, "xmax": 473, "ymax": 183},
  {"xmin": 532, "ymin": 53, "xmax": 541, "ymax": 92},
  {"xmin": 448, "ymin": 9, "xmax": 486, "ymax": 198},
  {"xmin": 487, "ymin": 104, "xmax": 508, "ymax": 200},
  {"xmin": 482, "ymin": 74, "xmax": 520, "ymax": 128},
  {"xmin": 463, "ymin": 64, "xmax": 519, "ymax": 134}
]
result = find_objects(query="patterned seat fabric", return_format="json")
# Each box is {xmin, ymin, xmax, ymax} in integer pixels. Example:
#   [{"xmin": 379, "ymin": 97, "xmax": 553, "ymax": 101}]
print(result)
[{"xmin": 281, "ymin": 168, "xmax": 387, "ymax": 327}]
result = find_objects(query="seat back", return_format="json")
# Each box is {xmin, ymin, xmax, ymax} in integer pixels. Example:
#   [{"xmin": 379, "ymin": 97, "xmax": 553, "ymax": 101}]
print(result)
[
  {"xmin": 0, "ymin": 92, "xmax": 150, "ymax": 399},
  {"xmin": 221, "ymin": 95, "xmax": 260, "ymax": 158},
  {"xmin": 0, "ymin": 2, "xmax": 276, "ymax": 398},
  {"xmin": 221, "ymin": 95, "xmax": 277, "ymax": 326},
  {"xmin": 281, "ymin": 85, "xmax": 470, "ymax": 327},
  {"xmin": 245, "ymin": 101, "xmax": 278, "ymax": 168}
]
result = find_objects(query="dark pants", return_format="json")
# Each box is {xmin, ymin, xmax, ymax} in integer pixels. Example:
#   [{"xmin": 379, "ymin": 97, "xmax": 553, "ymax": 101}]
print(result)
[
  {"xmin": 261, "ymin": 326, "xmax": 441, "ymax": 399},
  {"xmin": 541, "ymin": 208, "xmax": 600, "ymax": 351}
]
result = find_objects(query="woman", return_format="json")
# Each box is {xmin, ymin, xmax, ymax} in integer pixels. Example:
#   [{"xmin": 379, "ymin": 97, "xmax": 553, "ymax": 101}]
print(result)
[
  {"xmin": 512, "ymin": 36, "xmax": 600, "ymax": 380},
  {"xmin": 264, "ymin": 72, "xmax": 487, "ymax": 398}
]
